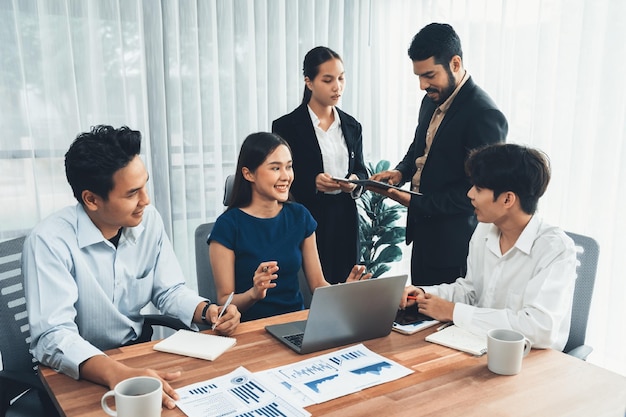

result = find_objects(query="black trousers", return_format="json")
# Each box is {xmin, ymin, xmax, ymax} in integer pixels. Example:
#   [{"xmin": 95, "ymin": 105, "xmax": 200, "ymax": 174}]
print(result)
[
  {"xmin": 410, "ymin": 241, "xmax": 467, "ymax": 286},
  {"xmin": 313, "ymin": 193, "xmax": 359, "ymax": 284}
]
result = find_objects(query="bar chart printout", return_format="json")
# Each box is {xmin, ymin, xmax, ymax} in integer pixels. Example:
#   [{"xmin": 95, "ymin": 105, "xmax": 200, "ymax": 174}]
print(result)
[
  {"xmin": 175, "ymin": 344, "xmax": 413, "ymax": 416},
  {"xmin": 256, "ymin": 343, "xmax": 414, "ymax": 404},
  {"xmin": 175, "ymin": 366, "xmax": 311, "ymax": 417}
]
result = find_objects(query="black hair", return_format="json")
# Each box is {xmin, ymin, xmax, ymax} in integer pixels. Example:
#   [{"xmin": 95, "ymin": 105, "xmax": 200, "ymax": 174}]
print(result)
[
  {"xmin": 408, "ymin": 23, "xmax": 463, "ymax": 66},
  {"xmin": 301, "ymin": 46, "xmax": 343, "ymax": 104},
  {"xmin": 228, "ymin": 132, "xmax": 292, "ymax": 209},
  {"xmin": 465, "ymin": 143, "xmax": 551, "ymax": 215},
  {"xmin": 65, "ymin": 125, "xmax": 141, "ymax": 204}
]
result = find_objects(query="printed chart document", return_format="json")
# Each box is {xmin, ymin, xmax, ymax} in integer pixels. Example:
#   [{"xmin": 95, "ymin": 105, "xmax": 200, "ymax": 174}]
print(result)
[
  {"xmin": 175, "ymin": 366, "xmax": 310, "ymax": 417},
  {"xmin": 332, "ymin": 177, "xmax": 422, "ymax": 196},
  {"xmin": 153, "ymin": 329, "xmax": 236, "ymax": 361},
  {"xmin": 174, "ymin": 344, "xmax": 413, "ymax": 416},
  {"xmin": 425, "ymin": 325, "xmax": 487, "ymax": 356},
  {"xmin": 255, "ymin": 343, "xmax": 414, "ymax": 406}
]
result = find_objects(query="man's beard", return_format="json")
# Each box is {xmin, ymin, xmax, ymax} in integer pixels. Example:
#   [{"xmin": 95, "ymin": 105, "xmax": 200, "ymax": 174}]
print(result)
[{"xmin": 426, "ymin": 68, "xmax": 456, "ymax": 105}]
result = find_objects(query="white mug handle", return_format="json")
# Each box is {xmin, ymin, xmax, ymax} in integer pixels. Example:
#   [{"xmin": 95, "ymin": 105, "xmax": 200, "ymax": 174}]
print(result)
[
  {"xmin": 101, "ymin": 390, "xmax": 117, "ymax": 416},
  {"xmin": 522, "ymin": 338, "xmax": 532, "ymax": 357}
]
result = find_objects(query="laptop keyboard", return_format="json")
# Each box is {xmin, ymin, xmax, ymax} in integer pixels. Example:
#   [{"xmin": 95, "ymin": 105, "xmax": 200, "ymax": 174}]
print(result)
[{"xmin": 284, "ymin": 333, "xmax": 304, "ymax": 347}]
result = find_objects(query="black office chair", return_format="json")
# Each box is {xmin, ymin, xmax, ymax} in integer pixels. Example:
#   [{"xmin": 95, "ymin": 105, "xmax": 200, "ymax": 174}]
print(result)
[
  {"xmin": 0, "ymin": 236, "xmax": 58, "ymax": 417},
  {"xmin": 563, "ymin": 231, "xmax": 600, "ymax": 360}
]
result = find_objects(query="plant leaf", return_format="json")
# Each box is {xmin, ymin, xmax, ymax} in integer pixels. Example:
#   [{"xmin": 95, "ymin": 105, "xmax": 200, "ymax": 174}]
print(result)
[
  {"xmin": 374, "ymin": 160, "xmax": 390, "ymax": 174},
  {"xmin": 374, "ymin": 227, "xmax": 406, "ymax": 247},
  {"xmin": 371, "ymin": 263, "xmax": 391, "ymax": 278},
  {"xmin": 373, "ymin": 245, "xmax": 403, "ymax": 264}
]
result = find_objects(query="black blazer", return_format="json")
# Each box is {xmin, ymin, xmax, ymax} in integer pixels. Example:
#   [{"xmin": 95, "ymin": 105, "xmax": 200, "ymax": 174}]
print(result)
[
  {"xmin": 396, "ymin": 77, "xmax": 508, "ymax": 267},
  {"xmin": 272, "ymin": 103, "xmax": 368, "ymax": 211}
]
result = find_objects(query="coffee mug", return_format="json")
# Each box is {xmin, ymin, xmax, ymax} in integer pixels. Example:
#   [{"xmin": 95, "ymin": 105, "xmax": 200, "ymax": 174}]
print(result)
[
  {"xmin": 487, "ymin": 329, "xmax": 531, "ymax": 375},
  {"xmin": 101, "ymin": 376, "xmax": 162, "ymax": 417}
]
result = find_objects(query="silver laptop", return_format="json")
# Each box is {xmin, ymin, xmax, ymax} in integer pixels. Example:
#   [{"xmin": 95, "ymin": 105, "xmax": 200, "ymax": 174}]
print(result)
[{"xmin": 265, "ymin": 274, "xmax": 407, "ymax": 354}]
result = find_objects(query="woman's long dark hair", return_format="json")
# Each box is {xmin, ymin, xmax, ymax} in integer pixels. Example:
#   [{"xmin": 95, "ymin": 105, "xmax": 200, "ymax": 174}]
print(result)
[
  {"xmin": 228, "ymin": 132, "xmax": 293, "ymax": 209},
  {"xmin": 301, "ymin": 46, "xmax": 342, "ymax": 104}
]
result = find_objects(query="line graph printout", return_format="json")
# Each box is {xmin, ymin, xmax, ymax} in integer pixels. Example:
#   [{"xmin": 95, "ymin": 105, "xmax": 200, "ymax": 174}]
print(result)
[
  {"xmin": 256, "ymin": 344, "xmax": 413, "ymax": 405},
  {"xmin": 175, "ymin": 366, "xmax": 310, "ymax": 417}
]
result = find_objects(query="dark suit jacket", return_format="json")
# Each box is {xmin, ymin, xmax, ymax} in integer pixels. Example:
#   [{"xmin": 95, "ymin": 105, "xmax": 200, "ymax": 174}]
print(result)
[
  {"xmin": 396, "ymin": 77, "xmax": 508, "ymax": 269},
  {"xmin": 271, "ymin": 103, "xmax": 368, "ymax": 211}
]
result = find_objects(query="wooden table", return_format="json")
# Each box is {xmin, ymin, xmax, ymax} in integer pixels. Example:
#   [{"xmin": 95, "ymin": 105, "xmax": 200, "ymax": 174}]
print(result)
[{"xmin": 40, "ymin": 310, "xmax": 626, "ymax": 416}]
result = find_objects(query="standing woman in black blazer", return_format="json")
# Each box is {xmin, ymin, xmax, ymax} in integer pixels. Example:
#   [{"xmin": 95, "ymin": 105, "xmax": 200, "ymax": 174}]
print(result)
[{"xmin": 272, "ymin": 46, "xmax": 368, "ymax": 284}]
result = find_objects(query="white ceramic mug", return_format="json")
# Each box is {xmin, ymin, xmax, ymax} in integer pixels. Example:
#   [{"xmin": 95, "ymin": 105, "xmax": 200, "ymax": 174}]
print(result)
[
  {"xmin": 101, "ymin": 376, "xmax": 162, "ymax": 417},
  {"xmin": 487, "ymin": 329, "xmax": 532, "ymax": 375}
]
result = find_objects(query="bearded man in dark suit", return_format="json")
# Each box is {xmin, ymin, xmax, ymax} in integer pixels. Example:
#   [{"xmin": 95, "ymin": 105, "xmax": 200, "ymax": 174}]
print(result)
[{"xmin": 371, "ymin": 23, "xmax": 508, "ymax": 286}]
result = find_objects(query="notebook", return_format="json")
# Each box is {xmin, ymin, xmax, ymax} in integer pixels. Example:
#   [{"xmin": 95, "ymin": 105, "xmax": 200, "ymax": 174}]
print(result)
[
  {"xmin": 424, "ymin": 324, "xmax": 487, "ymax": 356},
  {"xmin": 153, "ymin": 329, "xmax": 236, "ymax": 361},
  {"xmin": 265, "ymin": 274, "xmax": 407, "ymax": 354}
]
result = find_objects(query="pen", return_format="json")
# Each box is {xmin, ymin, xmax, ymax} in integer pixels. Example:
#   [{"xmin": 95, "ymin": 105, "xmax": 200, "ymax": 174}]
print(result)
[
  {"xmin": 213, "ymin": 291, "xmax": 234, "ymax": 331},
  {"xmin": 437, "ymin": 322, "xmax": 453, "ymax": 331}
]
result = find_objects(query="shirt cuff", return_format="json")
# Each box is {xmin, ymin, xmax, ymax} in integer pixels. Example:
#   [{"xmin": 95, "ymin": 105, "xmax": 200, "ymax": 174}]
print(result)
[
  {"xmin": 452, "ymin": 302, "xmax": 475, "ymax": 329},
  {"xmin": 58, "ymin": 336, "xmax": 106, "ymax": 380},
  {"xmin": 177, "ymin": 295, "xmax": 207, "ymax": 330}
]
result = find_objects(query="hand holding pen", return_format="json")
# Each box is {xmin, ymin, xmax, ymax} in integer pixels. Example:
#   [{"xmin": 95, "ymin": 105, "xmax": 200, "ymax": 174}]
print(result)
[
  {"xmin": 213, "ymin": 291, "xmax": 234, "ymax": 331},
  {"xmin": 406, "ymin": 290, "xmax": 455, "ymax": 323},
  {"xmin": 251, "ymin": 262, "xmax": 278, "ymax": 300},
  {"xmin": 400, "ymin": 285, "xmax": 425, "ymax": 309}
]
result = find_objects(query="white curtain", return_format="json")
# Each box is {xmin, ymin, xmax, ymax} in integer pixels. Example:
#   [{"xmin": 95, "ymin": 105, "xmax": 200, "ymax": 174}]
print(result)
[{"xmin": 1, "ymin": 0, "xmax": 624, "ymax": 376}]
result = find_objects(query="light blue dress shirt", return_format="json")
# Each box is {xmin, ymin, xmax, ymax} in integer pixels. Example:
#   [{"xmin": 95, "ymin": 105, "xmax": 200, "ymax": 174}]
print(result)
[{"xmin": 22, "ymin": 204, "xmax": 204, "ymax": 379}]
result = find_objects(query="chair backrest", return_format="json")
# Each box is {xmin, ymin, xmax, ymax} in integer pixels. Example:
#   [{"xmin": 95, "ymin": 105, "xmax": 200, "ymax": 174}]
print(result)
[
  {"xmin": 194, "ymin": 222, "xmax": 217, "ymax": 302},
  {"xmin": 223, "ymin": 174, "xmax": 235, "ymax": 206},
  {"xmin": 298, "ymin": 268, "xmax": 313, "ymax": 309},
  {"xmin": 0, "ymin": 236, "xmax": 37, "ymax": 376},
  {"xmin": 563, "ymin": 231, "xmax": 600, "ymax": 353}
]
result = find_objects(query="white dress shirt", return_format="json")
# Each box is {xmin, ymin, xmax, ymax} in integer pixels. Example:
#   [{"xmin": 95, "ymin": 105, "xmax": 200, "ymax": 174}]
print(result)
[
  {"xmin": 422, "ymin": 215, "xmax": 577, "ymax": 350},
  {"xmin": 308, "ymin": 105, "xmax": 349, "ymax": 194},
  {"xmin": 23, "ymin": 204, "xmax": 204, "ymax": 379}
]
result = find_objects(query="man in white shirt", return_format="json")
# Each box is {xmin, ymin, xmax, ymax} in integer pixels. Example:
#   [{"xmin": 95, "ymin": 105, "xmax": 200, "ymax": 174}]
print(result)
[
  {"xmin": 23, "ymin": 125, "xmax": 241, "ymax": 409},
  {"xmin": 400, "ymin": 143, "xmax": 576, "ymax": 350}
]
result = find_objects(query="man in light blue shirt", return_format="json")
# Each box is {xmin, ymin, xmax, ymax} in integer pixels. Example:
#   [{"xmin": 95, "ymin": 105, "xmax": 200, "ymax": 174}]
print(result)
[{"xmin": 23, "ymin": 125, "xmax": 240, "ymax": 410}]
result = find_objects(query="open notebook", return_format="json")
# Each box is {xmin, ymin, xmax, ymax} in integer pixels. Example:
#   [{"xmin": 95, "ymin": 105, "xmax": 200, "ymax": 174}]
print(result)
[
  {"xmin": 425, "ymin": 325, "xmax": 487, "ymax": 356},
  {"xmin": 154, "ymin": 329, "xmax": 236, "ymax": 361}
]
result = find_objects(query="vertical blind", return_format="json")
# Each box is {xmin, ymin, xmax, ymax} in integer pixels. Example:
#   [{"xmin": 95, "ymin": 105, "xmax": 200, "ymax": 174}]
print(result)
[{"xmin": 1, "ymin": 0, "xmax": 624, "ymax": 376}]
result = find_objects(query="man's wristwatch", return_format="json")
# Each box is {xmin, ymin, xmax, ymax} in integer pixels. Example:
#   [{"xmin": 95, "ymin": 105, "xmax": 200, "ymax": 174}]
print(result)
[{"xmin": 201, "ymin": 300, "xmax": 212, "ymax": 324}]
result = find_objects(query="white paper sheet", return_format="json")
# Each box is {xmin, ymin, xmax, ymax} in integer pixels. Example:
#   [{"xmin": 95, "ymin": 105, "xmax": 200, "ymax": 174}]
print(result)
[
  {"xmin": 175, "ymin": 343, "xmax": 413, "ymax": 417},
  {"xmin": 175, "ymin": 366, "xmax": 311, "ymax": 417},
  {"xmin": 255, "ymin": 343, "xmax": 414, "ymax": 406}
]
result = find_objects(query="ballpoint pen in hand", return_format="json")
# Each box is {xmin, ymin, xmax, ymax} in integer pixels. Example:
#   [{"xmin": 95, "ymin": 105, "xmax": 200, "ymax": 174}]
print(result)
[{"xmin": 212, "ymin": 291, "xmax": 234, "ymax": 331}]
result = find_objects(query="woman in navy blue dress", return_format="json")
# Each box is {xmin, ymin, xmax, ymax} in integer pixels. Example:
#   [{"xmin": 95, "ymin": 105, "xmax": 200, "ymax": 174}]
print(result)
[{"xmin": 208, "ymin": 132, "xmax": 369, "ymax": 321}]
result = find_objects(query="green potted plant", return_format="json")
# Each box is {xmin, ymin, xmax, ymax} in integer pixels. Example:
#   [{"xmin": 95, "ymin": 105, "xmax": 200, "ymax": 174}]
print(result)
[{"xmin": 358, "ymin": 160, "xmax": 407, "ymax": 278}]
